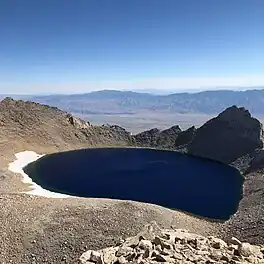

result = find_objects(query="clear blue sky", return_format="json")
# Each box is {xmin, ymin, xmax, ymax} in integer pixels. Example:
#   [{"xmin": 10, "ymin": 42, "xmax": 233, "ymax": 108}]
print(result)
[{"xmin": 0, "ymin": 0, "xmax": 264, "ymax": 94}]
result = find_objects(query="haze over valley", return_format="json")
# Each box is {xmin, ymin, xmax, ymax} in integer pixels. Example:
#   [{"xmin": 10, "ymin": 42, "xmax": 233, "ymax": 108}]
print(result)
[{"xmin": 3, "ymin": 88, "xmax": 264, "ymax": 132}]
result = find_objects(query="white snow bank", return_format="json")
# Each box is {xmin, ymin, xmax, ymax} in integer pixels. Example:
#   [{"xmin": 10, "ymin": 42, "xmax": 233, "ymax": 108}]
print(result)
[{"xmin": 8, "ymin": 151, "xmax": 71, "ymax": 198}]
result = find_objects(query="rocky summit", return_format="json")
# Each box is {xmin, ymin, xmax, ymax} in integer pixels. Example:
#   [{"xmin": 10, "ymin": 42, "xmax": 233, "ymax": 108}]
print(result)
[
  {"xmin": 188, "ymin": 105, "xmax": 264, "ymax": 164},
  {"xmin": 1, "ymin": 98, "xmax": 264, "ymax": 263},
  {"xmin": 80, "ymin": 222, "xmax": 264, "ymax": 264}
]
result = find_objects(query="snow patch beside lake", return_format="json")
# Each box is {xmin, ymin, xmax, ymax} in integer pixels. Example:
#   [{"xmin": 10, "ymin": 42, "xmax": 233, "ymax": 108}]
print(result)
[{"xmin": 8, "ymin": 151, "xmax": 71, "ymax": 198}]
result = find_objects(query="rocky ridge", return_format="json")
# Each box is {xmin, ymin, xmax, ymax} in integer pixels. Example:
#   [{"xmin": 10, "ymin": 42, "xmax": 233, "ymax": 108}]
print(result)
[
  {"xmin": 0, "ymin": 97, "xmax": 192, "ymax": 155},
  {"xmin": 188, "ymin": 106, "xmax": 264, "ymax": 164},
  {"xmin": 80, "ymin": 222, "xmax": 264, "ymax": 264},
  {"xmin": 0, "ymin": 97, "xmax": 133, "ymax": 153}
]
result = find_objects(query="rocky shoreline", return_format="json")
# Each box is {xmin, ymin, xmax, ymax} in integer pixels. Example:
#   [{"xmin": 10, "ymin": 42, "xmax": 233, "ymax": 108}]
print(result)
[{"xmin": 1, "ymin": 97, "xmax": 264, "ymax": 263}]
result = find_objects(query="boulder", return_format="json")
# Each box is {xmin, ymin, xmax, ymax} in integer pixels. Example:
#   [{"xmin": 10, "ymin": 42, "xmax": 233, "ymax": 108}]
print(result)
[
  {"xmin": 138, "ymin": 239, "xmax": 152, "ymax": 250},
  {"xmin": 238, "ymin": 243, "xmax": 262, "ymax": 258},
  {"xmin": 80, "ymin": 250, "xmax": 103, "ymax": 264},
  {"xmin": 187, "ymin": 106, "xmax": 264, "ymax": 163}
]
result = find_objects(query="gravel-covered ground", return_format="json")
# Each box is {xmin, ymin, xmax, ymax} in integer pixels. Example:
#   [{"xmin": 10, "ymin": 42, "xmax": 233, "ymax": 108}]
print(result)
[{"xmin": 0, "ymin": 175, "xmax": 221, "ymax": 263}]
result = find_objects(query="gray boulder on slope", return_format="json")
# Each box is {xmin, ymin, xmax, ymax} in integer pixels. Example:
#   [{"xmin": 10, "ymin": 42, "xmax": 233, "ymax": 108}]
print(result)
[{"xmin": 187, "ymin": 105, "xmax": 264, "ymax": 164}]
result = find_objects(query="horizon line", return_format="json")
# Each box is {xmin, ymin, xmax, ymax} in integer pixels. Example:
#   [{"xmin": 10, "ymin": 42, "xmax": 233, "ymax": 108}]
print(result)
[{"xmin": 1, "ymin": 86, "xmax": 264, "ymax": 96}]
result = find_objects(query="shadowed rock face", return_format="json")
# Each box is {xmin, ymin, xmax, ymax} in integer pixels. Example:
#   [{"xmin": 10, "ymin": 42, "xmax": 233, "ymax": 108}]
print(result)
[
  {"xmin": 133, "ymin": 128, "xmax": 161, "ymax": 147},
  {"xmin": 133, "ymin": 126, "xmax": 182, "ymax": 149},
  {"xmin": 175, "ymin": 126, "xmax": 196, "ymax": 148},
  {"xmin": 24, "ymin": 148, "xmax": 243, "ymax": 220},
  {"xmin": 188, "ymin": 106, "xmax": 264, "ymax": 164}
]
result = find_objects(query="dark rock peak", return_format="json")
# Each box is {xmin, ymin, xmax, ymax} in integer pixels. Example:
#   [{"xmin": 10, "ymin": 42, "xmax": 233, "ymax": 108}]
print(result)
[
  {"xmin": 218, "ymin": 105, "xmax": 251, "ymax": 119},
  {"xmin": 188, "ymin": 106, "xmax": 264, "ymax": 163},
  {"xmin": 216, "ymin": 105, "xmax": 258, "ymax": 128},
  {"xmin": 1, "ymin": 96, "xmax": 14, "ymax": 103},
  {"xmin": 138, "ymin": 128, "xmax": 161, "ymax": 134},
  {"xmin": 160, "ymin": 125, "xmax": 182, "ymax": 135},
  {"xmin": 175, "ymin": 126, "xmax": 196, "ymax": 148},
  {"xmin": 188, "ymin": 125, "xmax": 196, "ymax": 130}
]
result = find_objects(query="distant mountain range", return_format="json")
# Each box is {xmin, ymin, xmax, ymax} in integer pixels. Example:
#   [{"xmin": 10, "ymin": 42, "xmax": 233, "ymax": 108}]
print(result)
[{"xmin": 2, "ymin": 88, "xmax": 264, "ymax": 115}]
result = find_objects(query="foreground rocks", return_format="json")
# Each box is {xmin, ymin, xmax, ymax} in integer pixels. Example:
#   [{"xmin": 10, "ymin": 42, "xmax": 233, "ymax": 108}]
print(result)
[{"xmin": 80, "ymin": 223, "xmax": 264, "ymax": 264}]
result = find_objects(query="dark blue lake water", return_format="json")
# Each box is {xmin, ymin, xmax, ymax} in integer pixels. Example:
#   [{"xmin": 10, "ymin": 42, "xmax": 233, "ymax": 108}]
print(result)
[{"xmin": 24, "ymin": 148, "xmax": 244, "ymax": 220}]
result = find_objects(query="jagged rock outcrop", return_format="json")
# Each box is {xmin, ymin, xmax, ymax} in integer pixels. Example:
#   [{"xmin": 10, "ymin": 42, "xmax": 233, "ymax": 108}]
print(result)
[
  {"xmin": 155, "ymin": 125, "xmax": 182, "ymax": 149},
  {"xmin": 67, "ymin": 114, "xmax": 91, "ymax": 129},
  {"xmin": 187, "ymin": 106, "xmax": 264, "ymax": 163},
  {"xmin": 133, "ymin": 126, "xmax": 182, "ymax": 149},
  {"xmin": 80, "ymin": 222, "xmax": 264, "ymax": 264},
  {"xmin": 133, "ymin": 128, "xmax": 161, "ymax": 147},
  {"xmin": 175, "ymin": 126, "xmax": 196, "ymax": 148}
]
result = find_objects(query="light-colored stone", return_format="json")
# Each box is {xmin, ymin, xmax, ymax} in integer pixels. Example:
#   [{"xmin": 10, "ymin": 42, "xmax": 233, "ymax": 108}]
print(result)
[
  {"xmin": 231, "ymin": 237, "xmax": 242, "ymax": 246},
  {"xmin": 67, "ymin": 114, "xmax": 90, "ymax": 129},
  {"xmin": 80, "ymin": 250, "xmax": 92, "ymax": 263},
  {"xmin": 245, "ymin": 255, "xmax": 263, "ymax": 263},
  {"xmin": 102, "ymin": 247, "xmax": 118, "ymax": 264},
  {"xmin": 117, "ymin": 256, "xmax": 126, "ymax": 264},
  {"xmin": 80, "ymin": 250, "xmax": 103, "ymax": 264},
  {"xmin": 90, "ymin": 250, "xmax": 103, "ymax": 264},
  {"xmin": 238, "ymin": 243, "xmax": 262, "ymax": 258},
  {"xmin": 209, "ymin": 249, "xmax": 223, "ymax": 261},
  {"xmin": 79, "ymin": 223, "xmax": 264, "ymax": 264},
  {"xmin": 138, "ymin": 240, "xmax": 152, "ymax": 250}
]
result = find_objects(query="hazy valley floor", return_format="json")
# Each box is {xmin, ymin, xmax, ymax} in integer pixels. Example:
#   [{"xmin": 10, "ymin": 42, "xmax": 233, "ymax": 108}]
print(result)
[{"xmin": 75, "ymin": 112, "xmax": 214, "ymax": 133}]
